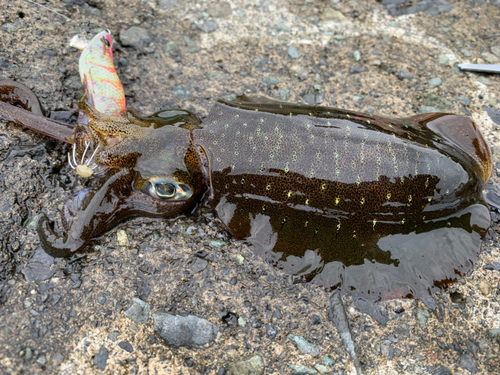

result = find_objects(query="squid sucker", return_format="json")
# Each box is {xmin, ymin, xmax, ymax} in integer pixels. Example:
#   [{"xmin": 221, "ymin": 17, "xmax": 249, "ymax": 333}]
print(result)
[{"xmin": 0, "ymin": 31, "xmax": 492, "ymax": 301}]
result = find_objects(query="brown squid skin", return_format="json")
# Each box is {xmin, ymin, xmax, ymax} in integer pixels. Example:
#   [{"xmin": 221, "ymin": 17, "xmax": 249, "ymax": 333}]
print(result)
[{"xmin": 0, "ymin": 82, "xmax": 493, "ymax": 300}]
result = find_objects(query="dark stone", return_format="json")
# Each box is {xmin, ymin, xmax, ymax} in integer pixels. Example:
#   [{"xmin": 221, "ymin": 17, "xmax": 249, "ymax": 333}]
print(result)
[
  {"xmin": 381, "ymin": 0, "xmax": 452, "ymax": 17},
  {"xmin": 311, "ymin": 314, "xmax": 322, "ymax": 325},
  {"xmin": 349, "ymin": 65, "xmax": 367, "ymax": 74},
  {"xmin": 433, "ymin": 366, "xmax": 453, "ymax": 375},
  {"xmin": 94, "ymin": 346, "xmax": 108, "ymax": 370},
  {"xmin": 266, "ymin": 324, "xmax": 277, "ymax": 340},
  {"xmin": 120, "ymin": 27, "xmax": 152, "ymax": 51},
  {"xmin": 118, "ymin": 341, "xmax": 133, "ymax": 353},
  {"xmin": 22, "ymin": 247, "xmax": 55, "ymax": 283},
  {"xmin": 124, "ymin": 298, "xmax": 150, "ymax": 324},
  {"xmin": 194, "ymin": 20, "xmax": 219, "ymax": 33},
  {"xmin": 185, "ymin": 358, "xmax": 194, "ymax": 367},
  {"xmin": 484, "ymin": 106, "xmax": 500, "ymax": 125},
  {"xmin": 396, "ymin": 68, "xmax": 415, "ymax": 80},
  {"xmin": 460, "ymin": 354, "xmax": 478, "ymax": 373},
  {"xmin": 354, "ymin": 298, "xmax": 389, "ymax": 326},
  {"xmin": 153, "ymin": 312, "xmax": 218, "ymax": 348},
  {"xmin": 484, "ymin": 262, "xmax": 500, "ymax": 271}
]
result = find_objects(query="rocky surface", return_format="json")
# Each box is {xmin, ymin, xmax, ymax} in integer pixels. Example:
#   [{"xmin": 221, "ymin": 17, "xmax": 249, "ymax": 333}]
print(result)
[{"xmin": 0, "ymin": 0, "xmax": 500, "ymax": 374}]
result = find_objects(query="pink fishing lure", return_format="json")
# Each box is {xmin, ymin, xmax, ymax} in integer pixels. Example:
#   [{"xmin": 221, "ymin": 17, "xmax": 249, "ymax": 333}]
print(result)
[{"xmin": 78, "ymin": 30, "xmax": 126, "ymax": 116}]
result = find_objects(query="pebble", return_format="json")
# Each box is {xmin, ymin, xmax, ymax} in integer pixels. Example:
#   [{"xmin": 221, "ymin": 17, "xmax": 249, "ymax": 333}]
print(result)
[
  {"xmin": 64, "ymin": 76, "xmax": 83, "ymax": 90},
  {"xmin": 184, "ymin": 36, "xmax": 201, "ymax": 53},
  {"xmin": 118, "ymin": 341, "xmax": 133, "ymax": 353},
  {"xmin": 189, "ymin": 257, "xmax": 208, "ymax": 273},
  {"xmin": 460, "ymin": 354, "xmax": 478, "ymax": 373},
  {"xmin": 173, "ymin": 86, "xmax": 191, "ymax": 101},
  {"xmin": 476, "ymin": 76, "xmax": 492, "ymax": 86},
  {"xmin": 491, "ymin": 45, "xmax": 500, "ymax": 58},
  {"xmin": 322, "ymin": 356, "xmax": 335, "ymax": 367},
  {"xmin": 382, "ymin": 0, "xmax": 452, "ymax": 17},
  {"xmin": 438, "ymin": 54, "xmax": 449, "ymax": 64},
  {"xmin": 237, "ymin": 254, "xmax": 245, "ymax": 264},
  {"xmin": 274, "ymin": 88, "xmax": 290, "ymax": 101},
  {"xmin": 287, "ymin": 335, "xmax": 320, "ymax": 357},
  {"xmin": 210, "ymin": 240, "xmax": 227, "ymax": 248},
  {"xmin": 266, "ymin": 324, "xmax": 277, "ymax": 339},
  {"xmin": 288, "ymin": 364, "xmax": 318, "ymax": 375},
  {"xmin": 454, "ymin": 96, "xmax": 471, "ymax": 106},
  {"xmin": 433, "ymin": 366, "xmax": 453, "ymax": 375},
  {"xmin": 477, "ymin": 281, "xmax": 489, "ymax": 295},
  {"xmin": 263, "ymin": 77, "xmax": 280, "ymax": 85},
  {"xmin": 481, "ymin": 52, "xmax": 498, "ymax": 63},
  {"xmin": 158, "ymin": 0, "xmax": 182, "ymax": 11},
  {"xmin": 422, "ymin": 93, "xmax": 454, "ymax": 112},
  {"xmin": 428, "ymin": 77, "xmax": 443, "ymax": 88},
  {"xmin": 354, "ymin": 298, "xmax": 389, "ymax": 326},
  {"xmin": 314, "ymin": 364, "xmax": 329, "ymax": 374},
  {"xmin": 93, "ymin": 346, "xmax": 108, "ymax": 371},
  {"xmin": 116, "ymin": 230, "xmax": 129, "ymax": 246},
  {"xmin": 460, "ymin": 49, "xmax": 472, "ymax": 57},
  {"xmin": 349, "ymin": 66, "xmax": 367, "ymax": 74},
  {"xmin": 417, "ymin": 308, "xmax": 430, "ymax": 325},
  {"xmin": 483, "ymin": 262, "xmax": 500, "ymax": 271},
  {"xmin": 489, "ymin": 328, "xmax": 500, "ymax": 344},
  {"xmin": 153, "ymin": 313, "xmax": 218, "ymax": 348},
  {"xmin": 227, "ymin": 355, "xmax": 264, "ymax": 375},
  {"xmin": 124, "ymin": 298, "xmax": 150, "ymax": 324},
  {"xmin": 288, "ymin": 46, "xmax": 301, "ymax": 59},
  {"xmin": 120, "ymin": 27, "xmax": 152, "ymax": 51},
  {"xmin": 303, "ymin": 93, "xmax": 324, "ymax": 105},
  {"xmin": 164, "ymin": 41, "xmax": 176, "ymax": 52},
  {"xmin": 195, "ymin": 20, "xmax": 219, "ymax": 33},
  {"xmin": 396, "ymin": 68, "xmax": 415, "ymax": 80},
  {"xmin": 353, "ymin": 50, "xmax": 361, "ymax": 61},
  {"xmin": 484, "ymin": 106, "xmax": 500, "ymax": 125},
  {"xmin": 322, "ymin": 8, "xmax": 345, "ymax": 21},
  {"xmin": 372, "ymin": 59, "xmax": 381, "ymax": 66}
]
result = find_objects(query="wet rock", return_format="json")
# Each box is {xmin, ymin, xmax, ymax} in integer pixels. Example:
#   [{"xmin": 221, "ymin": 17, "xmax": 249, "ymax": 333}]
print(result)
[
  {"xmin": 153, "ymin": 313, "xmax": 218, "ymax": 348},
  {"xmin": 484, "ymin": 106, "xmax": 500, "ymax": 125},
  {"xmin": 354, "ymin": 298, "xmax": 389, "ymax": 326},
  {"xmin": 396, "ymin": 68, "xmax": 415, "ymax": 80},
  {"xmin": 427, "ymin": 77, "xmax": 442, "ymax": 88},
  {"xmin": 288, "ymin": 46, "xmax": 301, "ymax": 59},
  {"xmin": 22, "ymin": 247, "xmax": 55, "ymax": 283},
  {"xmin": 93, "ymin": 346, "xmax": 108, "ymax": 371},
  {"xmin": 173, "ymin": 86, "xmax": 191, "ymax": 101},
  {"xmin": 381, "ymin": 0, "xmax": 452, "ymax": 17},
  {"xmin": 118, "ymin": 341, "xmax": 133, "ymax": 353},
  {"xmin": 460, "ymin": 354, "xmax": 478, "ymax": 373},
  {"xmin": 124, "ymin": 298, "xmax": 150, "ymax": 324},
  {"xmin": 207, "ymin": 2, "xmax": 232, "ymax": 18},
  {"xmin": 227, "ymin": 355, "xmax": 264, "ymax": 375},
  {"xmin": 289, "ymin": 364, "xmax": 317, "ymax": 375},
  {"xmin": 287, "ymin": 335, "xmax": 320, "ymax": 357},
  {"xmin": 120, "ymin": 27, "xmax": 152, "ymax": 51},
  {"xmin": 194, "ymin": 20, "xmax": 219, "ymax": 33}
]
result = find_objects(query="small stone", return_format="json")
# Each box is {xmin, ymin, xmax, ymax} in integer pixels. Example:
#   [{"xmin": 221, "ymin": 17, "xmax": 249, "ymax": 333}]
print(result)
[
  {"xmin": 287, "ymin": 335, "xmax": 320, "ymax": 357},
  {"xmin": 481, "ymin": 52, "xmax": 498, "ymax": 63},
  {"xmin": 24, "ymin": 347, "xmax": 32, "ymax": 360},
  {"xmin": 372, "ymin": 59, "xmax": 381, "ymax": 66},
  {"xmin": 164, "ymin": 41, "xmax": 176, "ymax": 52},
  {"xmin": 227, "ymin": 355, "xmax": 264, "ymax": 375},
  {"xmin": 238, "ymin": 317, "xmax": 247, "ymax": 327},
  {"xmin": 153, "ymin": 313, "xmax": 218, "ymax": 348},
  {"xmin": 206, "ymin": 71, "xmax": 224, "ymax": 81},
  {"xmin": 116, "ymin": 230, "xmax": 129, "ymax": 246},
  {"xmin": 274, "ymin": 88, "xmax": 290, "ymax": 101},
  {"xmin": 478, "ymin": 281, "xmax": 489, "ymax": 295},
  {"xmin": 266, "ymin": 324, "xmax": 277, "ymax": 339},
  {"xmin": 64, "ymin": 76, "xmax": 83, "ymax": 90},
  {"xmin": 476, "ymin": 76, "xmax": 493, "ymax": 86},
  {"xmin": 237, "ymin": 254, "xmax": 245, "ymax": 264},
  {"xmin": 263, "ymin": 77, "xmax": 281, "ymax": 85},
  {"xmin": 483, "ymin": 262, "xmax": 500, "ymax": 271},
  {"xmin": 184, "ymin": 37, "xmax": 201, "ymax": 53},
  {"xmin": 460, "ymin": 49, "xmax": 471, "ymax": 57},
  {"xmin": 315, "ymin": 364, "xmax": 329, "ymax": 374},
  {"xmin": 433, "ymin": 366, "xmax": 453, "ymax": 375},
  {"xmin": 438, "ymin": 54, "xmax": 449, "ymax": 64},
  {"xmin": 190, "ymin": 257, "xmax": 208, "ymax": 273},
  {"xmin": 322, "ymin": 8, "xmax": 345, "ymax": 21},
  {"xmin": 118, "ymin": 341, "xmax": 133, "ymax": 353},
  {"xmin": 460, "ymin": 354, "xmax": 478, "ymax": 374},
  {"xmin": 422, "ymin": 93, "xmax": 454, "ymax": 112},
  {"xmin": 195, "ymin": 20, "xmax": 219, "ymax": 33},
  {"xmin": 124, "ymin": 298, "xmax": 150, "ymax": 324},
  {"xmin": 173, "ymin": 86, "xmax": 191, "ymax": 101},
  {"xmin": 120, "ymin": 27, "xmax": 151, "ymax": 51},
  {"xmin": 109, "ymin": 332, "xmax": 118, "ymax": 342},
  {"xmin": 428, "ymin": 77, "xmax": 442, "ymax": 88},
  {"xmin": 349, "ymin": 65, "xmax": 366, "ymax": 74},
  {"xmin": 491, "ymin": 46, "xmax": 500, "ymax": 58},
  {"xmin": 97, "ymin": 296, "xmax": 106, "ymax": 305},
  {"xmin": 210, "ymin": 240, "xmax": 227, "ymax": 248},
  {"xmin": 288, "ymin": 364, "xmax": 318, "ymax": 375},
  {"xmin": 288, "ymin": 46, "xmax": 301, "ymax": 59},
  {"xmin": 417, "ymin": 308, "xmax": 430, "ymax": 325},
  {"xmin": 159, "ymin": 0, "xmax": 182, "ymax": 11},
  {"xmin": 396, "ymin": 68, "xmax": 415, "ymax": 80},
  {"xmin": 489, "ymin": 328, "xmax": 500, "ymax": 344},
  {"xmin": 454, "ymin": 96, "xmax": 471, "ymax": 106},
  {"xmin": 94, "ymin": 346, "xmax": 108, "ymax": 370},
  {"xmin": 353, "ymin": 50, "xmax": 361, "ymax": 61},
  {"xmin": 322, "ymin": 355, "xmax": 335, "ymax": 367}
]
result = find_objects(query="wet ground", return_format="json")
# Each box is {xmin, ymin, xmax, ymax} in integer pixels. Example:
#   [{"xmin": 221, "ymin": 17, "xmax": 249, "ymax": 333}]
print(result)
[{"xmin": 1, "ymin": 0, "xmax": 500, "ymax": 374}]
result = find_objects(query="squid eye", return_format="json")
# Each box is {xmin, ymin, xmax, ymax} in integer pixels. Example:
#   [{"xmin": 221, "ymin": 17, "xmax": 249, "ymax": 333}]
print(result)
[
  {"xmin": 142, "ymin": 179, "xmax": 192, "ymax": 200},
  {"xmin": 102, "ymin": 37, "xmax": 111, "ymax": 48}
]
